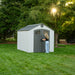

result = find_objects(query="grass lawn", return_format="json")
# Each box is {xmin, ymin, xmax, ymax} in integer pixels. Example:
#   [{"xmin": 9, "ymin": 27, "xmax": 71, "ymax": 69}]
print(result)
[{"xmin": 0, "ymin": 44, "xmax": 75, "ymax": 75}]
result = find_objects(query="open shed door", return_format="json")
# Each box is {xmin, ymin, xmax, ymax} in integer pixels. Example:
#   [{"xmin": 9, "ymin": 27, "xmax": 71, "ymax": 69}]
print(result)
[{"xmin": 34, "ymin": 29, "xmax": 49, "ymax": 52}]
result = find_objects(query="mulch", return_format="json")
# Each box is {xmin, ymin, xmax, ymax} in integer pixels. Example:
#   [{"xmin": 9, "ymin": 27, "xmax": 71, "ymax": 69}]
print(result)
[
  {"xmin": 59, "ymin": 43, "xmax": 75, "ymax": 45},
  {"xmin": 67, "ymin": 43, "xmax": 75, "ymax": 45},
  {"xmin": 0, "ymin": 42, "xmax": 75, "ymax": 45},
  {"xmin": 0, "ymin": 42, "xmax": 17, "ymax": 44}
]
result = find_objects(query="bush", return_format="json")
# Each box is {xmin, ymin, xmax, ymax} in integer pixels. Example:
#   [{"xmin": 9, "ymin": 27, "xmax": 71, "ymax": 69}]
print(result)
[{"xmin": 6, "ymin": 37, "xmax": 17, "ymax": 42}]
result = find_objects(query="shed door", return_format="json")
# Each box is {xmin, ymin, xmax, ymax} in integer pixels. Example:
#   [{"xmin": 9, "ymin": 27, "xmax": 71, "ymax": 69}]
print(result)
[{"xmin": 34, "ymin": 29, "xmax": 49, "ymax": 52}]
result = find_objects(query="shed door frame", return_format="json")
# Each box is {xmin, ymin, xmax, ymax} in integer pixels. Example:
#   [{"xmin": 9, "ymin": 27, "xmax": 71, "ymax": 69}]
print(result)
[{"xmin": 34, "ymin": 29, "xmax": 50, "ymax": 52}]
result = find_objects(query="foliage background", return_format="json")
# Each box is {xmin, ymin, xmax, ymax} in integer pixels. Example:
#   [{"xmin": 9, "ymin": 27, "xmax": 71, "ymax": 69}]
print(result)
[{"xmin": 0, "ymin": 0, "xmax": 75, "ymax": 42}]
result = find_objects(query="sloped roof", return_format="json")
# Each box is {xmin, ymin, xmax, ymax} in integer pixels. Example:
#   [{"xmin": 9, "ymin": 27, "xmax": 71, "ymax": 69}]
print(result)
[
  {"xmin": 18, "ymin": 23, "xmax": 54, "ymax": 31},
  {"xmin": 18, "ymin": 24, "xmax": 42, "ymax": 31}
]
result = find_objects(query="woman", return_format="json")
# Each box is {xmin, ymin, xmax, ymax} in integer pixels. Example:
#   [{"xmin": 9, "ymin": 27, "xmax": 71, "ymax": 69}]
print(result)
[{"xmin": 42, "ymin": 32, "xmax": 49, "ymax": 53}]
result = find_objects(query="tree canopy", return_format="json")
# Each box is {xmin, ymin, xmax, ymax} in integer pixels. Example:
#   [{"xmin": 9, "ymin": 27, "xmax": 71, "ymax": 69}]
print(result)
[{"xmin": 0, "ymin": 0, "xmax": 75, "ymax": 43}]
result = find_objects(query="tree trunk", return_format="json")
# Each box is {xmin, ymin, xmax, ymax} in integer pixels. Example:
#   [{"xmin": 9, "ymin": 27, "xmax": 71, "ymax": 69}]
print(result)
[
  {"xmin": 3, "ymin": 35, "xmax": 6, "ymax": 41},
  {"xmin": 55, "ymin": 33, "xmax": 58, "ymax": 47}
]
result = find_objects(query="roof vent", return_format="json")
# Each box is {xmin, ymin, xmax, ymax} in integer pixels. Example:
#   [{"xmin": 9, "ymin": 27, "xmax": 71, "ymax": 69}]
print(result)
[{"xmin": 41, "ymin": 24, "xmax": 43, "ymax": 27}]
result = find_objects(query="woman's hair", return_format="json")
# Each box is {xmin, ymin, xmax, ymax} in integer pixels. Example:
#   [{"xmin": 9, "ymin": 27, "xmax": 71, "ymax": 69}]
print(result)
[{"xmin": 44, "ymin": 32, "xmax": 49, "ymax": 39}]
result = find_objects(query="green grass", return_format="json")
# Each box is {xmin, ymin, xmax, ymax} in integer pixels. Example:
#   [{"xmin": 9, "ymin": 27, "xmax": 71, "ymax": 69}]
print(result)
[{"xmin": 0, "ymin": 44, "xmax": 75, "ymax": 75}]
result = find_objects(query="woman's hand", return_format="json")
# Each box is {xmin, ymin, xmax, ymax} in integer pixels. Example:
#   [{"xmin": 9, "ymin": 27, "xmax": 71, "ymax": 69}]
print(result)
[{"xmin": 42, "ymin": 39, "xmax": 46, "ymax": 41}]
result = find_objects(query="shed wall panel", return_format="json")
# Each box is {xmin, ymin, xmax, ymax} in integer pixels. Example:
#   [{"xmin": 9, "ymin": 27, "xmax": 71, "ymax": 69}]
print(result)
[
  {"xmin": 50, "ymin": 30, "xmax": 54, "ymax": 52},
  {"xmin": 17, "ymin": 31, "xmax": 33, "ymax": 52},
  {"xmin": 26, "ymin": 31, "xmax": 33, "ymax": 52}
]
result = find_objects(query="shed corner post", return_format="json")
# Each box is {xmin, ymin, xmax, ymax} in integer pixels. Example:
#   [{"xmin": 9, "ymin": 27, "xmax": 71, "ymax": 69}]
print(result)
[{"xmin": 50, "ymin": 30, "xmax": 54, "ymax": 52}]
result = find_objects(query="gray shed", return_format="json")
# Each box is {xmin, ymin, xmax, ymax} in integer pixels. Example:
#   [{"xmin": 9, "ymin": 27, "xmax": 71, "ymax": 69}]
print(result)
[{"xmin": 17, "ymin": 23, "xmax": 54, "ymax": 53}]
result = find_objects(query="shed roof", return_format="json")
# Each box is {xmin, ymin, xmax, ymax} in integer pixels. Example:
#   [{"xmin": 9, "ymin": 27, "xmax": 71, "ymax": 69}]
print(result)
[
  {"xmin": 18, "ymin": 23, "xmax": 54, "ymax": 31},
  {"xmin": 18, "ymin": 24, "xmax": 42, "ymax": 31}
]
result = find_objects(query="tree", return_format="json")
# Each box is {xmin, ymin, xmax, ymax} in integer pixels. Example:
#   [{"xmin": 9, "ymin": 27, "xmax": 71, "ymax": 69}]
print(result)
[
  {"xmin": 0, "ymin": 0, "xmax": 75, "ymax": 45},
  {"xmin": 18, "ymin": 0, "xmax": 75, "ymax": 47},
  {"xmin": 0, "ymin": 0, "xmax": 22, "ymax": 39},
  {"xmin": 60, "ymin": 2, "xmax": 75, "ymax": 43},
  {"xmin": 18, "ymin": 0, "xmax": 54, "ymax": 29},
  {"xmin": 49, "ymin": 0, "xmax": 75, "ymax": 47},
  {"xmin": 62, "ymin": 2, "xmax": 75, "ymax": 32}
]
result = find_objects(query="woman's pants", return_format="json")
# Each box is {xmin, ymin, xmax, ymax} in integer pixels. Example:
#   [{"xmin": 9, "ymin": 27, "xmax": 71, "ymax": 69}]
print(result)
[{"xmin": 45, "ymin": 41, "xmax": 49, "ymax": 53}]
